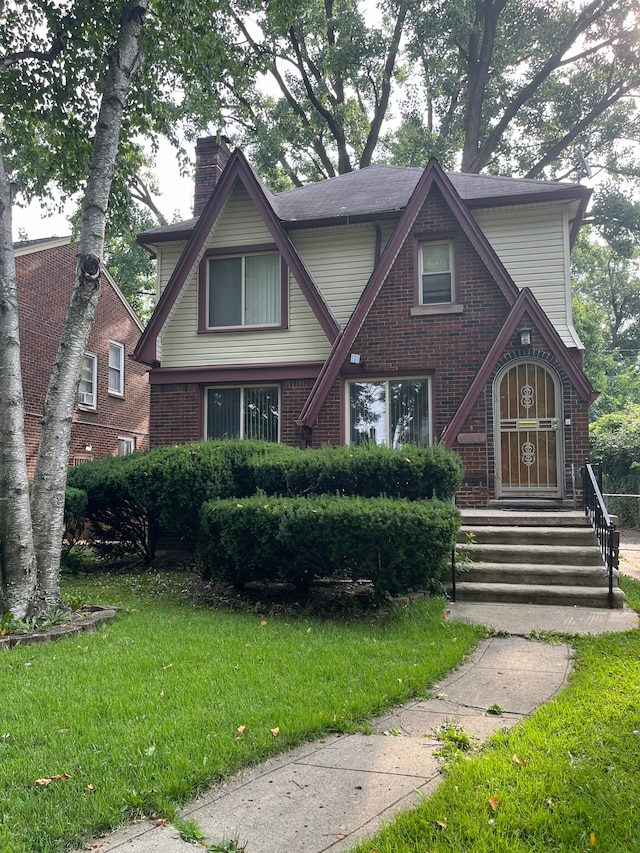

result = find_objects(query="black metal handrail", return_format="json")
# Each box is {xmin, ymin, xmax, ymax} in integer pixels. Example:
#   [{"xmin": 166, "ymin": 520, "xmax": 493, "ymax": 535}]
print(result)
[{"xmin": 582, "ymin": 461, "xmax": 619, "ymax": 608}]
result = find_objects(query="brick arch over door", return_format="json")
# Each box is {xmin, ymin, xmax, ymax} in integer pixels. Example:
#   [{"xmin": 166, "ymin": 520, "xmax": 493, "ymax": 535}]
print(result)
[{"xmin": 488, "ymin": 354, "xmax": 567, "ymax": 499}]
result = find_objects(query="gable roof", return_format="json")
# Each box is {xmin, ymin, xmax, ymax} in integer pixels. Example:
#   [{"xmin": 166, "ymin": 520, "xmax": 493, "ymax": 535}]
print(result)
[
  {"xmin": 296, "ymin": 158, "xmax": 522, "ymax": 429},
  {"xmin": 15, "ymin": 235, "xmax": 144, "ymax": 331},
  {"xmin": 138, "ymin": 165, "xmax": 591, "ymax": 246},
  {"xmin": 134, "ymin": 149, "xmax": 340, "ymax": 365},
  {"xmin": 440, "ymin": 287, "xmax": 596, "ymax": 449}
]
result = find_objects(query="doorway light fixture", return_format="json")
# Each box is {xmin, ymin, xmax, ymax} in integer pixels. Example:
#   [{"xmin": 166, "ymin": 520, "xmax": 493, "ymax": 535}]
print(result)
[{"xmin": 519, "ymin": 327, "xmax": 532, "ymax": 347}]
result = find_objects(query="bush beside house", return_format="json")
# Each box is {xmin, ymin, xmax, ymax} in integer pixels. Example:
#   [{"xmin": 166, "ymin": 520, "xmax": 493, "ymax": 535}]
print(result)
[
  {"xmin": 66, "ymin": 440, "xmax": 463, "ymax": 598},
  {"xmin": 590, "ymin": 404, "xmax": 640, "ymax": 528}
]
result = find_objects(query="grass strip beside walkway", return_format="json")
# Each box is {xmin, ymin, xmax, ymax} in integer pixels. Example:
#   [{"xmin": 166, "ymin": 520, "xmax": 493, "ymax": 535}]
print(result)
[
  {"xmin": 0, "ymin": 572, "xmax": 482, "ymax": 853},
  {"xmin": 350, "ymin": 576, "xmax": 640, "ymax": 853}
]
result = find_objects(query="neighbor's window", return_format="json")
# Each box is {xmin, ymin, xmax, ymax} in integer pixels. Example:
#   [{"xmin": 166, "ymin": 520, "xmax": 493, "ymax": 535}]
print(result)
[
  {"xmin": 420, "ymin": 241, "xmax": 453, "ymax": 304},
  {"xmin": 349, "ymin": 379, "xmax": 431, "ymax": 447},
  {"xmin": 117, "ymin": 437, "xmax": 135, "ymax": 456},
  {"xmin": 206, "ymin": 386, "xmax": 279, "ymax": 442},
  {"xmin": 108, "ymin": 342, "xmax": 125, "ymax": 395},
  {"xmin": 208, "ymin": 252, "xmax": 280, "ymax": 328},
  {"xmin": 78, "ymin": 353, "xmax": 97, "ymax": 409}
]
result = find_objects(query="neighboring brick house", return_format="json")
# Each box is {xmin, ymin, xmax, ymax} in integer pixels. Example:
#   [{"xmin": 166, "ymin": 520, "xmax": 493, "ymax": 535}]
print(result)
[
  {"xmin": 16, "ymin": 237, "xmax": 150, "ymax": 475},
  {"xmin": 133, "ymin": 138, "xmax": 595, "ymax": 508}
]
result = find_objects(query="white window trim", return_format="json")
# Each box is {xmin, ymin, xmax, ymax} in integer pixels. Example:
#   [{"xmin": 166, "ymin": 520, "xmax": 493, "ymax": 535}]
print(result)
[
  {"xmin": 108, "ymin": 341, "xmax": 125, "ymax": 396},
  {"xmin": 117, "ymin": 436, "xmax": 135, "ymax": 456},
  {"xmin": 206, "ymin": 252, "xmax": 281, "ymax": 330},
  {"xmin": 346, "ymin": 377, "xmax": 433, "ymax": 448},
  {"xmin": 78, "ymin": 352, "xmax": 97, "ymax": 410},
  {"xmin": 419, "ymin": 240, "xmax": 455, "ymax": 306},
  {"xmin": 205, "ymin": 385, "xmax": 281, "ymax": 442}
]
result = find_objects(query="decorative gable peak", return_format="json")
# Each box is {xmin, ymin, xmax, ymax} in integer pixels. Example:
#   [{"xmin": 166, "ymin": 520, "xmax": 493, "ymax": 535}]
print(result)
[{"xmin": 193, "ymin": 135, "xmax": 232, "ymax": 216}]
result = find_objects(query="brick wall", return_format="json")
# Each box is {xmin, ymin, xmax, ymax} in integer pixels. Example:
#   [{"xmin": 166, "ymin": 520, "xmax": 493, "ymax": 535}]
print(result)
[{"xmin": 17, "ymin": 241, "xmax": 150, "ymax": 477}]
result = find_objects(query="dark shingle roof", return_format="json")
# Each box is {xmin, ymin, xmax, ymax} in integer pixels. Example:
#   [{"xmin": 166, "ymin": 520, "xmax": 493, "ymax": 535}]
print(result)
[{"xmin": 138, "ymin": 163, "xmax": 588, "ymax": 244}]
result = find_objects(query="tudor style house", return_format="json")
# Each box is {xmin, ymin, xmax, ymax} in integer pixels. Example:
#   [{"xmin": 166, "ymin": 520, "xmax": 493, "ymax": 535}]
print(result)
[
  {"xmin": 17, "ymin": 237, "xmax": 150, "ymax": 475},
  {"xmin": 134, "ymin": 137, "xmax": 595, "ymax": 508}
]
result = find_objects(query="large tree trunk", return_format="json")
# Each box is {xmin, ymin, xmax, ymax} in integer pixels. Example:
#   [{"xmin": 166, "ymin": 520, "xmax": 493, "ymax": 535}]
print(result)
[
  {"xmin": 0, "ymin": 162, "xmax": 38, "ymax": 619},
  {"xmin": 28, "ymin": 0, "xmax": 147, "ymax": 613}
]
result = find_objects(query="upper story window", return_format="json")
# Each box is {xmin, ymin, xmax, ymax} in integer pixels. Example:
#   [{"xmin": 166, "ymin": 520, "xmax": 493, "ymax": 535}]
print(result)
[
  {"xmin": 208, "ymin": 252, "xmax": 281, "ymax": 328},
  {"xmin": 78, "ymin": 353, "xmax": 97, "ymax": 409},
  {"xmin": 108, "ymin": 341, "xmax": 125, "ymax": 395},
  {"xmin": 420, "ymin": 241, "xmax": 454, "ymax": 304}
]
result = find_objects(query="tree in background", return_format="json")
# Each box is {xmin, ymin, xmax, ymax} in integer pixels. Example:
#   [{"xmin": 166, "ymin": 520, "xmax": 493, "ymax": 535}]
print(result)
[
  {"xmin": 0, "ymin": 0, "xmax": 230, "ymax": 619},
  {"xmin": 196, "ymin": 0, "xmax": 639, "ymax": 188}
]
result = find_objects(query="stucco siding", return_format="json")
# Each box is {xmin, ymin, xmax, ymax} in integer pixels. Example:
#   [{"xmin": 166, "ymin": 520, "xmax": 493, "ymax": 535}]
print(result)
[
  {"xmin": 473, "ymin": 204, "xmax": 576, "ymax": 346},
  {"xmin": 291, "ymin": 223, "xmax": 377, "ymax": 327}
]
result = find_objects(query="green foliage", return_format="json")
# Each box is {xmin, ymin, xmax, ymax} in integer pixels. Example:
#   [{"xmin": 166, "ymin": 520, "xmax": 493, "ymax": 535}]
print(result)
[
  {"xmin": 590, "ymin": 405, "xmax": 640, "ymax": 528},
  {"xmin": 62, "ymin": 487, "xmax": 87, "ymax": 555},
  {"xmin": 66, "ymin": 455, "xmax": 161, "ymax": 564},
  {"xmin": 198, "ymin": 494, "xmax": 460, "ymax": 599},
  {"xmin": 67, "ymin": 441, "xmax": 463, "ymax": 564}
]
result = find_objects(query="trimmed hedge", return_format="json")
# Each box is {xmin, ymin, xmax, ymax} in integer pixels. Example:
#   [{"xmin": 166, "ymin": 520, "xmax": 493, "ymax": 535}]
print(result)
[
  {"xmin": 66, "ymin": 440, "xmax": 463, "ymax": 568},
  {"xmin": 198, "ymin": 494, "xmax": 460, "ymax": 599}
]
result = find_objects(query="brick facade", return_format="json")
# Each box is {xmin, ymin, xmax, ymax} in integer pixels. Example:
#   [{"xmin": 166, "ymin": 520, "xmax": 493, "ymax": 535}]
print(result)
[
  {"xmin": 142, "ymin": 157, "xmax": 593, "ymax": 510},
  {"xmin": 17, "ymin": 240, "xmax": 149, "ymax": 477}
]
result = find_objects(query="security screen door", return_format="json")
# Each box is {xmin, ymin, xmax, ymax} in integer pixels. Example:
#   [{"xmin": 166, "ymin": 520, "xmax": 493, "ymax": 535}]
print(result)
[{"xmin": 496, "ymin": 362, "xmax": 562, "ymax": 497}]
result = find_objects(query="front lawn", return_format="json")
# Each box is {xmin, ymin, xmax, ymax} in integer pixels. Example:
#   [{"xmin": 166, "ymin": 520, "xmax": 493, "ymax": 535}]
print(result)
[
  {"xmin": 350, "ymin": 576, "xmax": 640, "ymax": 853},
  {"xmin": 0, "ymin": 572, "xmax": 482, "ymax": 853}
]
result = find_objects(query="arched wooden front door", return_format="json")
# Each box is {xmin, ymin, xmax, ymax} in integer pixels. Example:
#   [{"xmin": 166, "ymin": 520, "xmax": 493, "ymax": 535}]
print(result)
[{"xmin": 494, "ymin": 361, "xmax": 562, "ymax": 498}]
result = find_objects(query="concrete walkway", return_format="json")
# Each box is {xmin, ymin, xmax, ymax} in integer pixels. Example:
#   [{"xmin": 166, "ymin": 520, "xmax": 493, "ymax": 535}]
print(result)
[{"xmin": 72, "ymin": 601, "xmax": 637, "ymax": 853}]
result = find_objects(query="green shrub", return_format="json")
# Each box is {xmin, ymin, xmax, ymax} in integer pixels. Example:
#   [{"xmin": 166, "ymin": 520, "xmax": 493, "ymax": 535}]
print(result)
[
  {"xmin": 67, "ymin": 455, "xmax": 160, "ymax": 564},
  {"xmin": 198, "ymin": 495, "xmax": 460, "ymax": 599},
  {"xmin": 62, "ymin": 486, "xmax": 87, "ymax": 553},
  {"xmin": 590, "ymin": 405, "xmax": 640, "ymax": 528}
]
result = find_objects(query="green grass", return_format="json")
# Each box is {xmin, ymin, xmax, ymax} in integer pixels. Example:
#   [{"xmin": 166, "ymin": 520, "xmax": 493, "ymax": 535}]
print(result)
[
  {"xmin": 350, "ymin": 577, "xmax": 640, "ymax": 853},
  {"xmin": 0, "ymin": 572, "xmax": 482, "ymax": 853}
]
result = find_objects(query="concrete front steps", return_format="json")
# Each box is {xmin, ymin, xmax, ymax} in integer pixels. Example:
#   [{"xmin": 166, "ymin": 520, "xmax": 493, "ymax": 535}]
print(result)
[{"xmin": 452, "ymin": 509, "xmax": 625, "ymax": 609}]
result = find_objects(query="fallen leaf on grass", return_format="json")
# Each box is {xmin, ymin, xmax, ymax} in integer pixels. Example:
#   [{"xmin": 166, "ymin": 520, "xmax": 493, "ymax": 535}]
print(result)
[
  {"xmin": 546, "ymin": 798, "xmax": 555, "ymax": 810},
  {"xmin": 34, "ymin": 774, "xmax": 71, "ymax": 787},
  {"xmin": 236, "ymin": 725, "xmax": 247, "ymax": 737},
  {"xmin": 589, "ymin": 832, "xmax": 596, "ymax": 846},
  {"xmin": 270, "ymin": 727, "xmax": 280, "ymax": 737},
  {"xmin": 512, "ymin": 754, "xmax": 528, "ymax": 765},
  {"xmin": 488, "ymin": 795, "xmax": 500, "ymax": 811},
  {"xmin": 436, "ymin": 820, "xmax": 447, "ymax": 829}
]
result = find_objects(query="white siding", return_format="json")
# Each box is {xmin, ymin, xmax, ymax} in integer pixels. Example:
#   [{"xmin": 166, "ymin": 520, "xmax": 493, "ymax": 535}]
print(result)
[
  {"xmin": 157, "ymin": 243, "xmax": 186, "ymax": 299},
  {"xmin": 291, "ymin": 223, "xmax": 377, "ymax": 326},
  {"xmin": 473, "ymin": 203, "xmax": 579, "ymax": 347},
  {"xmin": 159, "ymin": 185, "xmax": 329, "ymax": 367}
]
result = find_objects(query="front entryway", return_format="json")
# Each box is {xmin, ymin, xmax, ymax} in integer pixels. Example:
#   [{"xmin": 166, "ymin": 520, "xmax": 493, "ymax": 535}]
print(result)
[{"xmin": 494, "ymin": 360, "xmax": 562, "ymax": 499}]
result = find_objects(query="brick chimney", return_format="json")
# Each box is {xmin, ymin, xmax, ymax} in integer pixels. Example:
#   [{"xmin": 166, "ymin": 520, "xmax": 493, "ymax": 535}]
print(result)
[{"xmin": 193, "ymin": 135, "xmax": 232, "ymax": 217}]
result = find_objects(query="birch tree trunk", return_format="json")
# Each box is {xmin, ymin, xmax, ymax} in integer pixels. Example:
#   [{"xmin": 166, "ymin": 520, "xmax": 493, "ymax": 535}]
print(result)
[
  {"xmin": 28, "ymin": 0, "xmax": 146, "ymax": 613},
  {"xmin": 0, "ymin": 160, "xmax": 38, "ymax": 619}
]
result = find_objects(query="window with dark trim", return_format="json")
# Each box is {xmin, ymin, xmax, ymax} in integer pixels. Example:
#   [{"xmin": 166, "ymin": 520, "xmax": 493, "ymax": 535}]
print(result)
[
  {"xmin": 206, "ymin": 385, "xmax": 279, "ymax": 442},
  {"xmin": 348, "ymin": 378, "xmax": 431, "ymax": 448},
  {"xmin": 420, "ymin": 241, "xmax": 453, "ymax": 305},
  {"xmin": 208, "ymin": 252, "xmax": 281, "ymax": 328}
]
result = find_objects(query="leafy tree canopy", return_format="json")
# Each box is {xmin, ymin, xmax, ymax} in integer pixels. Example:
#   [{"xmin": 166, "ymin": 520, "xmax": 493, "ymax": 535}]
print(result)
[{"xmin": 189, "ymin": 0, "xmax": 640, "ymax": 189}]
